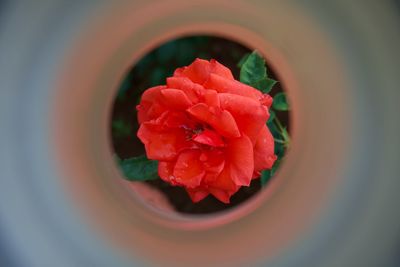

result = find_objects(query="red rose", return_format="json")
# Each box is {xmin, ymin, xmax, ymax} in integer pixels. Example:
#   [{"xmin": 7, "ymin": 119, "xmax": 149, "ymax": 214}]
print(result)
[{"xmin": 137, "ymin": 58, "xmax": 277, "ymax": 203}]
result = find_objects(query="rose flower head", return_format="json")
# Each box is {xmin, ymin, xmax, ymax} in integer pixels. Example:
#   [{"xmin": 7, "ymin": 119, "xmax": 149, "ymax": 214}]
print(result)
[{"xmin": 137, "ymin": 58, "xmax": 277, "ymax": 203}]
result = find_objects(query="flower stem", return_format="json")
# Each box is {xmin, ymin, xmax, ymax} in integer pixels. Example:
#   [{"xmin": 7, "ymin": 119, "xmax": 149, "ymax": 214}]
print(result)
[{"xmin": 273, "ymin": 116, "xmax": 290, "ymax": 148}]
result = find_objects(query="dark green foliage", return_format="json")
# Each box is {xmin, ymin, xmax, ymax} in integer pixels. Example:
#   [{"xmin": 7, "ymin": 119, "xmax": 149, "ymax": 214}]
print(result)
[
  {"xmin": 118, "ymin": 155, "xmax": 159, "ymax": 181},
  {"xmin": 272, "ymin": 92, "xmax": 289, "ymax": 111},
  {"xmin": 260, "ymin": 159, "xmax": 281, "ymax": 186},
  {"xmin": 239, "ymin": 51, "xmax": 277, "ymax": 93},
  {"xmin": 252, "ymin": 78, "xmax": 277, "ymax": 94},
  {"xmin": 112, "ymin": 119, "xmax": 132, "ymax": 139},
  {"xmin": 268, "ymin": 110, "xmax": 276, "ymax": 124},
  {"xmin": 237, "ymin": 53, "xmax": 250, "ymax": 68}
]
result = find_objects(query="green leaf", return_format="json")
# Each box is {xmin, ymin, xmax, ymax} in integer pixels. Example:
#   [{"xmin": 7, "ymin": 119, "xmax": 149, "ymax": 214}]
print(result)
[
  {"xmin": 274, "ymin": 141, "xmax": 285, "ymax": 158},
  {"xmin": 267, "ymin": 119, "xmax": 280, "ymax": 140},
  {"xmin": 238, "ymin": 51, "xmax": 277, "ymax": 93},
  {"xmin": 239, "ymin": 51, "xmax": 266, "ymax": 85},
  {"xmin": 261, "ymin": 159, "xmax": 281, "ymax": 186},
  {"xmin": 269, "ymin": 115, "xmax": 290, "ymax": 149},
  {"xmin": 272, "ymin": 92, "xmax": 289, "ymax": 111},
  {"xmin": 264, "ymin": 78, "xmax": 278, "ymax": 93},
  {"xmin": 252, "ymin": 77, "xmax": 277, "ymax": 94},
  {"xmin": 118, "ymin": 155, "xmax": 159, "ymax": 181},
  {"xmin": 280, "ymin": 127, "xmax": 290, "ymax": 144},
  {"xmin": 237, "ymin": 53, "xmax": 250, "ymax": 68},
  {"xmin": 268, "ymin": 110, "xmax": 276, "ymax": 123},
  {"xmin": 260, "ymin": 170, "xmax": 272, "ymax": 186}
]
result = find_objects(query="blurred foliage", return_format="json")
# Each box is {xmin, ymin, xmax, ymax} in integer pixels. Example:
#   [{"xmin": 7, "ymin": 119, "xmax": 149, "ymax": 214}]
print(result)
[
  {"xmin": 116, "ymin": 155, "xmax": 159, "ymax": 181},
  {"xmin": 111, "ymin": 119, "xmax": 132, "ymax": 139}
]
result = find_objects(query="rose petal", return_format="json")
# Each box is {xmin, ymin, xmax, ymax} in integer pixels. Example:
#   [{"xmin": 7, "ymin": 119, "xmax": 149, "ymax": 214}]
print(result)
[
  {"xmin": 219, "ymin": 93, "xmax": 268, "ymax": 142},
  {"xmin": 173, "ymin": 150, "xmax": 205, "ymax": 188},
  {"xmin": 208, "ymin": 167, "xmax": 240, "ymax": 203},
  {"xmin": 186, "ymin": 188, "xmax": 209, "ymax": 203},
  {"xmin": 201, "ymin": 150, "xmax": 225, "ymax": 175},
  {"xmin": 136, "ymin": 58, "xmax": 276, "ymax": 204},
  {"xmin": 137, "ymin": 122, "xmax": 192, "ymax": 161},
  {"xmin": 192, "ymin": 129, "xmax": 225, "ymax": 147},
  {"xmin": 160, "ymin": 89, "xmax": 192, "ymax": 110},
  {"xmin": 208, "ymin": 167, "xmax": 237, "ymax": 192},
  {"xmin": 177, "ymin": 58, "xmax": 234, "ymax": 85},
  {"xmin": 226, "ymin": 134, "xmax": 254, "ymax": 186},
  {"xmin": 187, "ymin": 103, "xmax": 240, "ymax": 138},
  {"xmin": 260, "ymin": 94, "xmax": 273, "ymax": 108},
  {"xmin": 253, "ymin": 125, "xmax": 277, "ymax": 173},
  {"xmin": 137, "ymin": 85, "xmax": 167, "ymax": 123},
  {"xmin": 156, "ymin": 111, "xmax": 194, "ymax": 129},
  {"xmin": 209, "ymin": 59, "xmax": 234, "ymax": 80},
  {"xmin": 204, "ymin": 73, "xmax": 262, "ymax": 100},
  {"xmin": 209, "ymin": 189, "xmax": 231, "ymax": 204},
  {"xmin": 173, "ymin": 66, "xmax": 186, "ymax": 77},
  {"xmin": 203, "ymin": 90, "xmax": 220, "ymax": 107},
  {"xmin": 158, "ymin": 161, "xmax": 176, "ymax": 184},
  {"xmin": 166, "ymin": 77, "xmax": 203, "ymax": 103},
  {"xmin": 138, "ymin": 85, "xmax": 165, "ymax": 103},
  {"xmin": 180, "ymin": 58, "xmax": 212, "ymax": 84},
  {"xmin": 202, "ymin": 172, "xmax": 219, "ymax": 184}
]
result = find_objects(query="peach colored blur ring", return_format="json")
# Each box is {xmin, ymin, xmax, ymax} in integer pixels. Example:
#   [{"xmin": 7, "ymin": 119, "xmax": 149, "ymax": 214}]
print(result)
[{"xmin": 50, "ymin": 1, "xmax": 390, "ymax": 267}]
